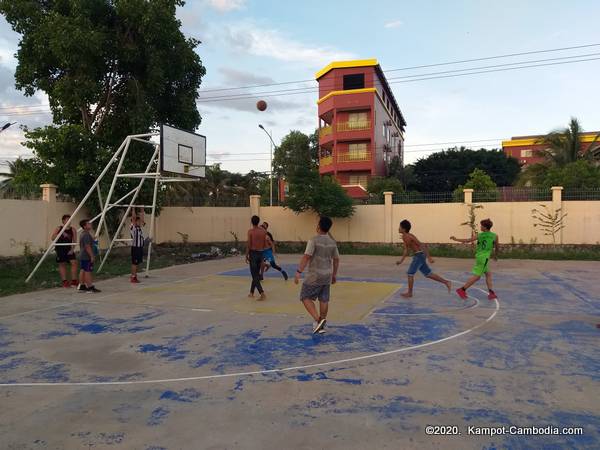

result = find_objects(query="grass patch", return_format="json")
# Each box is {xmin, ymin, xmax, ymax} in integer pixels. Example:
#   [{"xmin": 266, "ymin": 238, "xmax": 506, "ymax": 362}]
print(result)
[{"xmin": 0, "ymin": 243, "xmax": 239, "ymax": 298}]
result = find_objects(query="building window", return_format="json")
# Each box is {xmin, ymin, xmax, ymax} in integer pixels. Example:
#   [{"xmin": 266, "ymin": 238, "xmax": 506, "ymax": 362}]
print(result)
[
  {"xmin": 349, "ymin": 174, "xmax": 369, "ymax": 187},
  {"xmin": 343, "ymin": 73, "xmax": 365, "ymax": 90},
  {"xmin": 521, "ymin": 149, "xmax": 533, "ymax": 157},
  {"xmin": 348, "ymin": 112, "xmax": 368, "ymax": 129},
  {"xmin": 348, "ymin": 143, "xmax": 368, "ymax": 160}
]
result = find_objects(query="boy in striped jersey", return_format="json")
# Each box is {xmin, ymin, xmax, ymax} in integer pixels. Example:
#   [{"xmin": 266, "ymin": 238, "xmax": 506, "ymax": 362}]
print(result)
[{"xmin": 130, "ymin": 209, "xmax": 145, "ymax": 283}]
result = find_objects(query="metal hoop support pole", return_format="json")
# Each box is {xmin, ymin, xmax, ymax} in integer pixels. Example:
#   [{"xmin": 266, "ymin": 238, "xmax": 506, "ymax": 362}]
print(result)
[
  {"xmin": 95, "ymin": 137, "xmax": 132, "ymax": 241},
  {"xmin": 144, "ymin": 145, "xmax": 161, "ymax": 277},
  {"xmin": 97, "ymin": 145, "xmax": 159, "ymax": 273},
  {"xmin": 25, "ymin": 139, "xmax": 128, "ymax": 283}
]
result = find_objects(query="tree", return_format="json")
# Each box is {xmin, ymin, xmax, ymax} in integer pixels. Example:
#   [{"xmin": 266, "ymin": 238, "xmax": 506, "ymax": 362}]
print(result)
[
  {"xmin": 412, "ymin": 147, "xmax": 520, "ymax": 192},
  {"xmin": 286, "ymin": 174, "xmax": 354, "ymax": 217},
  {"xmin": 276, "ymin": 130, "xmax": 354, "ymax": 217},
  {"xmin": 537, "ymin": 117, "xmax": 600, "ymax": 167},
  {"xmin": 454, "ymin": 168, "xmax": 498, "ymax": 201},
  {"xmin": 0, "ymin": 0, "xmax": 206, "ymax": 211},
  {"xmin": 0, "ymin": 158, "xmax": 42, "ymax": 197},
  {"xmin": 541, "ymin": 160, "xmax": 600, "ymax": 190},
  {"xmin": 272, "ymin": 130, "xmax": 318, "ymax": 178},
  {"xmin": 367, "ymin": 176, "xmax": 404, "ymax": 202}
]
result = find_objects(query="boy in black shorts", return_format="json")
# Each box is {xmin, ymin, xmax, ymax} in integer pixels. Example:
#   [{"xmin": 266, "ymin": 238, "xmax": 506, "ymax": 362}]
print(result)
[
  {"xmin": 130, "ymin": 209, "xmax": 145, "ymax": 283},
  {"xmin": 51, "ymin": 214, "xmax": 78, "ymax": 287}
]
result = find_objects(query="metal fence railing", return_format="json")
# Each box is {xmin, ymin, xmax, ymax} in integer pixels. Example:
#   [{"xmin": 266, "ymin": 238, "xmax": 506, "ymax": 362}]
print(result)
[
  {"xmin": 0, "ymin": 186, "xmax": 41, "ymax": 200},
  {"xmin": 475, "ymin": 187, "xmax": 551, "ymax": 202},
  {"xmin": 563, "ymin": 188, "xmax": 600, "ymax": 201},
  {"xmin": 392, "ymin": 191, "xmax": 460, "ymax": 204}
]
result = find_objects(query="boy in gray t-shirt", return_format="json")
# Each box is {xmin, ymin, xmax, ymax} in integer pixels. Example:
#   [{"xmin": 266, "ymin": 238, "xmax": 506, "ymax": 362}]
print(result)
[{"xmin": 294, "ymin": 216, "xmax": 339, "ymax": 334}]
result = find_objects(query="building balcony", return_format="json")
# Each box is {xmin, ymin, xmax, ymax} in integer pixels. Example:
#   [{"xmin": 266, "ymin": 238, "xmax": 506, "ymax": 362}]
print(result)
[
  {"xmin": 319, "ymin": 125, "xmax": 333, "ymax": 138},
  {"xmin": 337, "ymin": 150, "xmax": 371, "ymax": 163},
  {"xmin": 337, "ymin": 120, "xmax": 371, "ymax": 132},
  {"xmin": 320, "ymin": 155, "xmax": 334, "ymax": 167}
]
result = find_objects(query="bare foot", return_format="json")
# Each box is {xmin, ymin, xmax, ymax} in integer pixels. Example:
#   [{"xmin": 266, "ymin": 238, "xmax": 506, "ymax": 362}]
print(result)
[
  {"xmin": 248, "ymin": 293, "xmax": 254, "ymax": 298},
  {"xmin": 401, "ymin": 291, "xmax": 413, "ymax": 298},
  {"xmin": 445, "ymin": 280, "xmax": 452, "ymax": 293},
  {"xmin": 258, "ymin": 293, "xmax": 267, "ymax": 301}
]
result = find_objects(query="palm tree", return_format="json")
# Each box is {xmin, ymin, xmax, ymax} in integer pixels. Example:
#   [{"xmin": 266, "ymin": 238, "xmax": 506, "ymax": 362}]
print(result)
[{"xmin": 536, "ymin": 117, "xmax": 600, "ymax": 167}]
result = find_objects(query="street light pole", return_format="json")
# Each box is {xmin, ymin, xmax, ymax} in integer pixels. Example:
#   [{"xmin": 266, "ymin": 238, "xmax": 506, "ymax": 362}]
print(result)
[
  {"xmin": 0, "ymin": 122, "xmax": 16, "ymax": 134},
  {"xmin": 258, "ymin": 124, "xmax": 276, "ymax": 207}
]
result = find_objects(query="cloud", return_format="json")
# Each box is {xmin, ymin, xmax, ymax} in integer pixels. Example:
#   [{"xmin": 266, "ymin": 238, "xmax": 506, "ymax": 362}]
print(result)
[
  {"xmin": 206, "ymin": 0, "xmax": 246, "ymax": 12},
  {"xmin": 384, "ymin": 20, "xmax": 403, "ymax": 29},
  {"xmin": 218, "ymin": 67, "xmax": 275, "ymax": 86},
  {"xmin": 222, "ymin": 22, "xmax": 355, "ymax": 66}
]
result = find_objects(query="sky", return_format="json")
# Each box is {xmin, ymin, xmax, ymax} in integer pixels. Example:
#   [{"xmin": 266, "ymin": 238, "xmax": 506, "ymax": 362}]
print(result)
[{"xmin": 1, "ymin": 0, "xmax": 600, "ymax": 174}]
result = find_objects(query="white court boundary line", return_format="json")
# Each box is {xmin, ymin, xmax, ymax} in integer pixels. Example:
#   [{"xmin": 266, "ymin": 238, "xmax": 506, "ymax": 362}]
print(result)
[
  {"xmin": 372, "ymin": 298, "xmax": 480, "ymax": 316},
  {"xmin": 0, "ymin": 282, "xmax": 499, "ymax": 388},
  {"xmin": 0, "ymin": 274, "xmax": 209, "ymax": 321}
]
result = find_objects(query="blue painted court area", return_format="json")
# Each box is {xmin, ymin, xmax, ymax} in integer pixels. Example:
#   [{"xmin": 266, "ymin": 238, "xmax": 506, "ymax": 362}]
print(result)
[{"xmin": 0, "ymin": 255, "xmax": 599, "ymax": 449}]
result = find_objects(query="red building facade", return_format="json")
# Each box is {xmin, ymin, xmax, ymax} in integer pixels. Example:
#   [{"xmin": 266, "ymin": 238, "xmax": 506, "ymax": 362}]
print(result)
[{"xmin": 316, "ymin": 59, "xmax": 406, "ymax": 199}]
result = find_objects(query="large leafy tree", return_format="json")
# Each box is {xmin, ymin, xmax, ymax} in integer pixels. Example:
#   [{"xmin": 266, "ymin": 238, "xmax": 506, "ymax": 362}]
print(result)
[
  {"xmin": 412, "ymin": 147, "xmax": 520, "ymax": 192},
  {"xmin": 1, "ymin": 0, "xmax": 206, "ymax": 210},
  {"xmin": 536, "ymin": 117, "xmax": 600, "ymax": 167},
  {"xmin": 275, "ymin": 130, "xmax": 354, "ymax": 217}
]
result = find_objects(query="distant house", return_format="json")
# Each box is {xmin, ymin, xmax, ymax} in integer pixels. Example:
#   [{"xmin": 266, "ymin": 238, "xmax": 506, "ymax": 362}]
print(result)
[{"xmin": 502, "ymin": 131, "xmax": 600, "ymax": 167}]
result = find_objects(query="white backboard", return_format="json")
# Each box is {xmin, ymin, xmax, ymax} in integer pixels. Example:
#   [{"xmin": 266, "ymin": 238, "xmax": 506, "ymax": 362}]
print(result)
[{"xmin": 160, "ymin": 124, "xmax": 206, "ymax": 178}]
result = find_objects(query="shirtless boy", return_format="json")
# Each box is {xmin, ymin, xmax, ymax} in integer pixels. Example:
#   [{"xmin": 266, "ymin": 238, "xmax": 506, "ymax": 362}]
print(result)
[
  {"xmin": 246, "ymin": 215, "xmax": 268, "ymax": 300},
  {"xmin": 396, "ymin": 219, "xmax": 451, "ymax": 298}
]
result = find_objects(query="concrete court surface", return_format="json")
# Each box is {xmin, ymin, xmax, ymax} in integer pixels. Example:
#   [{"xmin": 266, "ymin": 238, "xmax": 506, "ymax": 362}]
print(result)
[{"xmin": 0, "ymin": 254, "xmax": 599, "ymax": 450}]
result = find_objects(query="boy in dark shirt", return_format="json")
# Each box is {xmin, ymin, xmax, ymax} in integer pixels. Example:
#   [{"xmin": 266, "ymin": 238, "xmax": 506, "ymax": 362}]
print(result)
[{"xmin": 51, "ymin": 214, "xmax": 78, "ymax": 287}]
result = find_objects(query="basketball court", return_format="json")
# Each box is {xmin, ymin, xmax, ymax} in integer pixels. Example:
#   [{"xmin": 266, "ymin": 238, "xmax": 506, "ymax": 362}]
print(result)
[{"xmin": 1, "ymin": 255, "xmax": 599, "ymax": 449}]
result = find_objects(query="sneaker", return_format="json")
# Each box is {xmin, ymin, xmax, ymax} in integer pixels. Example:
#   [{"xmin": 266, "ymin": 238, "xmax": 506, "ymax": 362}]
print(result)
[
  {"xmin": 317, "ymin": 319, "xmax": 327, "ymax": 334},
  {"xmin": 130, "ymin": 276, "xmax": 140, "ymax": 284},
  {"xmin": 282, "ymin": 270, "xmax": 289, "ymax": 281},
  {"xmin": 456, "ymin": 288, "xmax": 468, "ymax": 300},
  {"xmin": 86, "ymin": 286, "xmax": 102, "ymax": 293},
  {"xmin": 62, "ymin": 280, "xmax": 70, "ymax": 288},
  {"xmin": 488, "ymin": 290, "xmax": 498, "ymax": 300},
  {"xmin": 77, "ymin": 284, "xmax": 88, "ymax": 293},
  {"xmin": 313, "ymin": 318, "xmax": 326, "ymax": 334},
  {"xmin": 71, "ymin": 280, "xmax": 78, "ymax": 287}
]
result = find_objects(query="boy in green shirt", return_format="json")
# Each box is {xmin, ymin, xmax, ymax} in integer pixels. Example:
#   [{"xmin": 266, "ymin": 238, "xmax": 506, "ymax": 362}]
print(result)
[{"xmin": 450, "ymin": 218, "xmax": 498, "ymax": 301}]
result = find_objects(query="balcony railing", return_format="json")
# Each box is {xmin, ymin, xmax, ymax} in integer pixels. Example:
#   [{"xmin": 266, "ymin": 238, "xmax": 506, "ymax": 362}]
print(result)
[
  {"xmin": 319, "ymin": 125, "xmax": 333, "ymax": 137},
  {"xmin": 320, "ymin": 155, "xmax": 334, "ymax": 166},
  {"xmin": 337, "ymin": 120, "xmax": 371, "ymax": 132},
  {"xmin": 337, "ymin": 150, "xmax": 372, "ymax": 163}
]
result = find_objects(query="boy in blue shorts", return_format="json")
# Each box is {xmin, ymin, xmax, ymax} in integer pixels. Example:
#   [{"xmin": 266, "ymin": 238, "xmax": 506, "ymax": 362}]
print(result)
[
  {"xmin": 396, "ymin": 219, "xmax": 451, "ymax": 298},
  {"xmin": 451, "ymin": 218, "xmax": 498, "ymax": 300},
  {"xmin": 259, "ymin": 222, "xmax": 288, "ymax": 281}
]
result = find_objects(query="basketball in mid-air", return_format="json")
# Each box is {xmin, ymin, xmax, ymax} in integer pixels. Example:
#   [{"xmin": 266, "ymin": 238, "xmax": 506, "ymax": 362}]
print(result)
[{"xmin": 256, "ymin": 100, "xmax": 267, "ymax": 111}]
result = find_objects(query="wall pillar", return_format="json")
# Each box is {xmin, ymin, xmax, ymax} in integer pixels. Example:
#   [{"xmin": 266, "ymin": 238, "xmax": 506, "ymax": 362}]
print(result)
[
  {"xmin": 40, "ymin": 183, "xmax": 57, "ymax": 203},
  {"xmin": 40, "ymin": 184, "xmax": 57, "ymax": 247},
  {"xmin": 249, "ymin": 195, "xmax": 261, "ymax": 217},
  {"xmin": 384, "ymin": 191, "xmax": 393, "ymax": 243},
  {"xmin": 551, "ymin": 186, "xmax": 564, "ymax": 244},
  {"xmin": 463, "ymin": 188, "xmax": 473, "ymax": 204}
]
